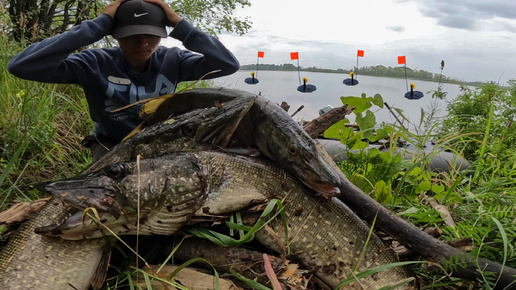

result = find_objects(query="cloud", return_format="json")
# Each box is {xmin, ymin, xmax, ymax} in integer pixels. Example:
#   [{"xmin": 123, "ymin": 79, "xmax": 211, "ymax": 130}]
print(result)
[
  {"xmin": 212, "ymin": 0, "xmax": 516, "ymax": 84},
  {"xmin": 501, "ymin": 21, "xmax": 516, "ymax": 33},
  {"xmin": 386, "ymin": 25, "xmax": 406, "ymax": 32},
  {"xmin": 399, "ymin": 0, "xmax": 516, "ymax": 31}
]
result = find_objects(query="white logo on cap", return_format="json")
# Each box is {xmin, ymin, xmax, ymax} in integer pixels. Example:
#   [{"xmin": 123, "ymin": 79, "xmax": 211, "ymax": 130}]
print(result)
[{"xmin": 134, "ymin": 12, "xmax": 149, "ymax": 17}]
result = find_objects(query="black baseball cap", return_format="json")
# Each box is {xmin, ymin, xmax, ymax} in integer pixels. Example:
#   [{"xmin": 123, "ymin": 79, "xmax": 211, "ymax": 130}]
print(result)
[{"xmin": 112, "ymin": 0, "xmax": 167, "ymax": 39}]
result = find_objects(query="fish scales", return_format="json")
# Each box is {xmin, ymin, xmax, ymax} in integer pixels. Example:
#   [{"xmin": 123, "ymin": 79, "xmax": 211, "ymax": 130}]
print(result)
[
  {"xmin": 42, "ymin": 151, "xmax": 412, "ymax": 288},
  {"xmin": 0, "ymin": 200, "xmax": 105, "ymax": 289},
  {"xmin": 83, "ymin": 94, "xmax": 255, "ymax": 174},
  {"xmin": 0, "ymin": 96, "xmax": 253, "ymax": 289},
  {"xmin": 111, "ymin": 156, "xmax": 208, "ymax": 236},
  {"xmin": 197, "ymin": 151, "xmax": 412, "ymax": 288}
]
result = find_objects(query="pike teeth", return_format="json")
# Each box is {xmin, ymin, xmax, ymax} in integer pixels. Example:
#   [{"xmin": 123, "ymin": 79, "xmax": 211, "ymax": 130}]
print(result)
[{"xmin": 34, "ymin": 223, "xmax": 63, "ymax": 235}]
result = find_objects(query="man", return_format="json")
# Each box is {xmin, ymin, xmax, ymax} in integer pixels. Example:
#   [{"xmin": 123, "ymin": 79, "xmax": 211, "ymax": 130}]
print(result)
[{"xmin": 7, "ymin": 0, "xmax": 239, "ymax": 161}]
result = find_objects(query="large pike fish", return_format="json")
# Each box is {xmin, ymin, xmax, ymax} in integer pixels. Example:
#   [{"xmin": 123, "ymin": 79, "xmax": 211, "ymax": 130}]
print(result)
[
  {"xmin": 132, "ymin": 87, "xmax": 341, "ymax": 197},
  {"xmin": 0, "ymin": 97, "xmax": 254, "ymax": 289},
  {"xmin": 83, "ymin": 93, "xmax": 255, "ymax": 174},
  {"xmin": 38, "ymin": 151, "xmax": 412, "ymax": 288}
]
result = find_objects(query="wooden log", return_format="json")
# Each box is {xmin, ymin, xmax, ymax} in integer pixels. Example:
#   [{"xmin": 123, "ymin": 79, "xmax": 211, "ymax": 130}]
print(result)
[
  {"xmin": 304, "ymin": 121, "xmax": 516, "ymax": 288},
  {"xmin": 333, "ymin": 175, "xmax": 516, "ymax": 288}
]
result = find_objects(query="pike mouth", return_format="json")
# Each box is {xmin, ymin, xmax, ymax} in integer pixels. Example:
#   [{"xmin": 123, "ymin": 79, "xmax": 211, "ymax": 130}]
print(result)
[
  {"xmin": 35, "ymin": 209, "xmax": 109, "ymax": 239},
  {"xmin": 307, "ymin": 182, "xmax": 340, "ymax": 198},
  {"xmin": 59, "ymin": 188, "xmax": 122, "ymax": 212},
  {"xmin": 35, "ymin": 181, "xmax": 132, "ymax": 239},
  {"xmin": 35, "ymin": 206, "xmax": 137, "ymax": 240},
  {"xmin": 39, "ymin": 178, "xmax": 126, "ymax": 216}
]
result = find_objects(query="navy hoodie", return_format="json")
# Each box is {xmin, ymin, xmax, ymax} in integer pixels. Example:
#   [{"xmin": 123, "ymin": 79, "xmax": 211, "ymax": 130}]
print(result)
[{"xmin": 7, "ymin": 13, "xmax": 239, "ymax": 142}]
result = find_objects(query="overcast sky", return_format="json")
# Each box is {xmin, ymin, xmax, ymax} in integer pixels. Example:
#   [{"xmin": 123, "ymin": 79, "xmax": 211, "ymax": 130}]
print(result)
[{"xmin": 213, "ymin": 0, "xmax": 516, "ymax": 84}]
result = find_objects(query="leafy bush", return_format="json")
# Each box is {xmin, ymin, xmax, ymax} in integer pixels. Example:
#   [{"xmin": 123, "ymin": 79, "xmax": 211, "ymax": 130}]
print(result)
[
  {"xmin": 438, "ymin": 82, "xmax": 516, "ymax": 162},
  {"xmin": 327, "ymin": 90, "xmax": 516, "ymax": 288}
]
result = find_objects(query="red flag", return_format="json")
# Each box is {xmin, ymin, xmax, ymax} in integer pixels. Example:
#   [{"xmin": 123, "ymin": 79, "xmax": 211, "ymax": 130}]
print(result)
[
  {"xmin": 258, "ymin": 51, "xmax": 264, "ymax": 58},
  {"xmin": 357, "ymin": 50, "xmax": 364, "ymax": 57},
  {"xmin": 290, "ymin": 52, "xmax": 299, "ymax": 60},
  {"xmin": 398, "ymin": 56, "xmax": 406, "ymax": 64}
]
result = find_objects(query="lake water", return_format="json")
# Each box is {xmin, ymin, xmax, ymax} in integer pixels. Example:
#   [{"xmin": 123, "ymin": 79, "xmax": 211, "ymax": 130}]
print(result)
[{"xmin": 213, "ymin": 70, "xmax": 465, "ymax": 129}]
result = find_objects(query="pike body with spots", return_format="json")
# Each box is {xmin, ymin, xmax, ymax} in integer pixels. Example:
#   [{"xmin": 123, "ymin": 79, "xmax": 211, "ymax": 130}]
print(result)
[
  {"xmin": 133, "ymin": 87, "xmax": 342, "ymax": 197},
  {"xmin": 39, "ymin": 151, "xmax": 413, "ymax": 288}
]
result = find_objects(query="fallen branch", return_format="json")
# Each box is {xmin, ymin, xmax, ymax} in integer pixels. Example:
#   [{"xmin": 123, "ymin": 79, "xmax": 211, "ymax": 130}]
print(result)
[
  {"xmin": 311, "ymin": 140, "xmax": 516, "ymax": 288},
  {"xmin": 0, "ymin": 198, "xmax": 49, "ymax": 225},
  {"xmin": 302, "ymin": 107, "xmax": 516, "ymax": 288},
  {"xmin": 335, "ymin": 175, "xmax": 516, "ymax": 288}
]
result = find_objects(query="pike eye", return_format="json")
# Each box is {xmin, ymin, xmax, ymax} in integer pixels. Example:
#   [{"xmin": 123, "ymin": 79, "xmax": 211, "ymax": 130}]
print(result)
[
  {"xmin": 181, "ymin": 124, "xmax": 196, "ymax": 136},
  {"xmin": 289, "ymin": 147, "xmax": 297, "ymax": 155},
  {"xmin": 106, "ymin": 164, "xmax": 128, "ymax": 179}
]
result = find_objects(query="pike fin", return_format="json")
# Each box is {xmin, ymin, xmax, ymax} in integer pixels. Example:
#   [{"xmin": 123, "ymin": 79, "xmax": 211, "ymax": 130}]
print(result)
[
  {"xmin": 122, "ymin": 122, "xmax": 144, "ymax": 141},
  {"xmin": 139, "ymin": 70, "xmax": 221, "ymax": 118},
  {"xmin": 140, "ymin": 94, "xmax": 175, "ymax": 118},
  {"xmin": 121, "ymin": 94, "xmax": 176, "ymax": 141},
  {"xmin": 90, "ymin": 244, "xmax": 111, "ymax": 290}
]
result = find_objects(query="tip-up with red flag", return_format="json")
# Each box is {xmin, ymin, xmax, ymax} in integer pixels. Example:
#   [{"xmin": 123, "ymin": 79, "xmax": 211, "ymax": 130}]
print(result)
[
  {"xmin": 343, "ymin": 51, "xmax": 363, "ymax": 86},
  {"xmin": 245, "ymin": 51, "xmax": 264, "ymax": 85},
  {"xmin": 398, "ymin": 56, "xmax": 406, "ymax": 65},
  {"xmin": 289, "ymin": 52, "xmax": 316, "ymax": 93}
]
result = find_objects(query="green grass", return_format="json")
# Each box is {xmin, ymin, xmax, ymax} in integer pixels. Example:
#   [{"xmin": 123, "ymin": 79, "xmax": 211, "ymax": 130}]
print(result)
[
  {"xmin": 325, "ymin": 91, "xmax": 516, "ymax": 288},
  {"xmin": 0, "ymin": 37, "xmax": 92, "ymax": 209}
]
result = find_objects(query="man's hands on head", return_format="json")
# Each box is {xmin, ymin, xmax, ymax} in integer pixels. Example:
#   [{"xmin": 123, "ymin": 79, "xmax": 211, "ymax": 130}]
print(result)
[
  {"xmin": 144, "ymin": 0, "xmax": 182, "ymax": 27},
  {"xmin": 103, "ymin": 0, "xmax": 128, "ymax": 18}
]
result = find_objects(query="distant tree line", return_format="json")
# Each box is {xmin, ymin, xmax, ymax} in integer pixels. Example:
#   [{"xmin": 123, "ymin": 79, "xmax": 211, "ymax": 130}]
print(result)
[{"xmin": 240, "ymin": 63, "xmax": 474, "ymax": 85}]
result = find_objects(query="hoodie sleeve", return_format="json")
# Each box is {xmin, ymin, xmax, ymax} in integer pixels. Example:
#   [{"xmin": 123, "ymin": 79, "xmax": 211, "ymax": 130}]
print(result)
[
  {"xmin": 169, "ymin": 19, "xmax": 240, "ymax": 81},
  {"xmin": 7, "ymin": 14, "xmax": 114, "ymax": 84}
]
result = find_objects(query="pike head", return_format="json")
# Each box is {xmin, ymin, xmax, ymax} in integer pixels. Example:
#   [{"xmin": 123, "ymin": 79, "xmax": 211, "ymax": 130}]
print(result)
[
  {"xmin": 36, "ymin": 154, "xmax": 208, "ymax": 240},
  {"xmin": 251, "ymin": 99, "xmax": 341, "ymax": 197}
]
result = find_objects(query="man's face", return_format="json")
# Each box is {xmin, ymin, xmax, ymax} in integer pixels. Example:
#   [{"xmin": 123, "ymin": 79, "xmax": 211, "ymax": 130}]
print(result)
[{"xmin": 117, "ymin": 34, "xmax": 161, "ymax": 63}]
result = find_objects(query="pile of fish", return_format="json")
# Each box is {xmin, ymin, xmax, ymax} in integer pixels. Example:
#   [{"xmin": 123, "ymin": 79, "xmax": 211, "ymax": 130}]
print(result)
[{"xmin": 0, "ymin": 88, "xmax": 413, "ymax": 289}]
